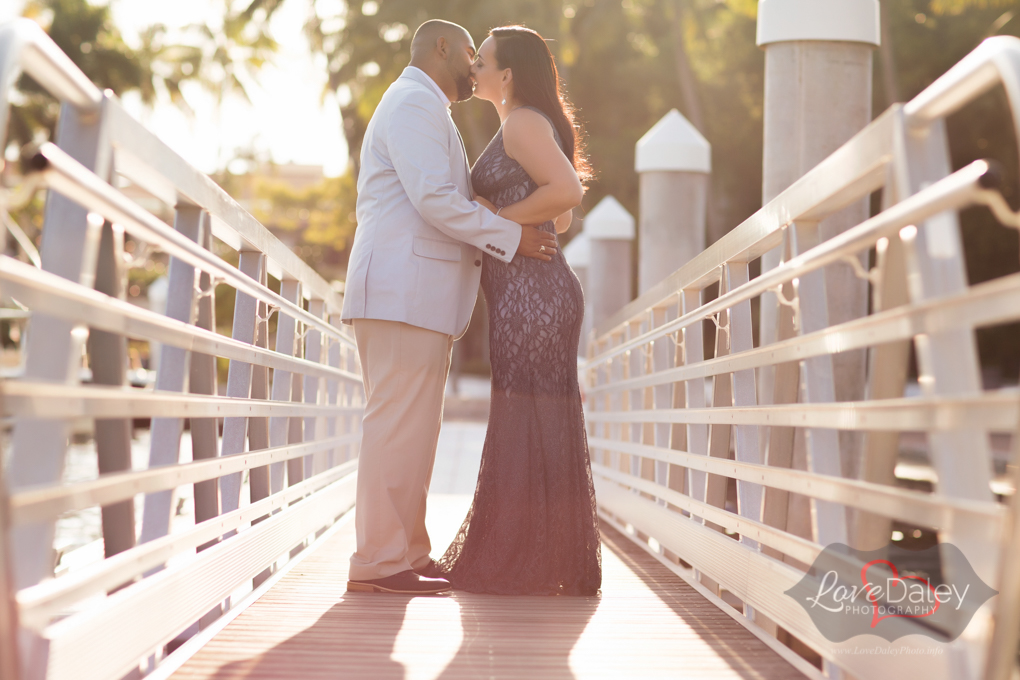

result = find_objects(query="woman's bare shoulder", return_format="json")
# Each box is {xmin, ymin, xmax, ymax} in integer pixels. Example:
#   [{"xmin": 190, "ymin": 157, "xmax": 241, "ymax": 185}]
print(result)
[
  {"xmin": 502, "ymin": 107, "xmax": 556, "ymax": 157},
  {"xmin": 504, "ymin": 107, "xmax": 555, "ymax": 139}
]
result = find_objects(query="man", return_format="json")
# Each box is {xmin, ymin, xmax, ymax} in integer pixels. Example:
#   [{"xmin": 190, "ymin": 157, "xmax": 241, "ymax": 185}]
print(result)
[{"xmin": 341, "ymin": 19, "xmax": 558, "ymax": 595}]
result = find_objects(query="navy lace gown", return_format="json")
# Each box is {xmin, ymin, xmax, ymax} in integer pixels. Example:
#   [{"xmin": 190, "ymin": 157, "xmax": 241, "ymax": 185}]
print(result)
[{"xmin": 435, "ymin": 108, "xmax": 602, "ymax": 595}]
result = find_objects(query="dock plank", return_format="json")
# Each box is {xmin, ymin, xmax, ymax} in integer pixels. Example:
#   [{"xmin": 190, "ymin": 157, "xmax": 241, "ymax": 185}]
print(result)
[{"xmin": 170, "ymin": 491, "xmax": 806, "ymax": 679}]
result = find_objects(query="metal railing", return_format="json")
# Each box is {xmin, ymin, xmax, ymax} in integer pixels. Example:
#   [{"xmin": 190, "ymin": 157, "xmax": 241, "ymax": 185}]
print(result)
[
  {"xmin": 0, "ymin": 18, "xmax": 363, "ymax": 680},
  {"xmin": 584, "ymin": 35, "xmax": 1020, "ymax": 680}
]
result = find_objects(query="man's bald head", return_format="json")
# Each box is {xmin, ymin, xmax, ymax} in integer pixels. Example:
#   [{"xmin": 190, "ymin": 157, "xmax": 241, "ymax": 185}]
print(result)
[
  {"xmin": 408, "ymin": 20, "xmax": 477, "ymax": 102},
  {"xmin": 410, "ymin": 20, "xmax": 472, "ymax": 62}
]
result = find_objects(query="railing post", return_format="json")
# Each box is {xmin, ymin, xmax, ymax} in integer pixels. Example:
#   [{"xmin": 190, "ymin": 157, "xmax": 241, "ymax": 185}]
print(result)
[
  {"xmin": 563, "ymin": 229, "xmax": 590, "ymax": 357},
  {"xmin": 189, "ymin": 215, "xmax": 220, "ymax": 536},
  {"xmin": 269, "ymin": 280, "xmax": 304, "ymax": 488},
  {"xmin": 585, "ymin": 196, "xmax": 635, "ymax": 334},
  {"xmin": 326, "ymin": 313, "xmax": 343, "ymax": 468},
  {"xmin": 756, "ymin": 0, "xmax": 879, "ymax": 479},
  {"xmin": 635, "ymin": 109, "xmax": 710, "ymax": 294},
  {"xmin": 219, "ymin": 250, "xmax": 267, "ymax": 518},
  {"xmin": 890, "ymin": 112, "xmax": 998, "ymax": 676},
  {"xmin": 7, "ymin": 98, "xmax": 111, "ymax": 591},
  {"xmin": 303, "ymin": 299, "xmax": 327, "ymax": 478},
  {"xmin": 139, "ymin": 206, "xmax": 204, "ymax": 547},
  {"xmin": 90, "ymin": 218, "xmax": 136, "ymax": 562}
]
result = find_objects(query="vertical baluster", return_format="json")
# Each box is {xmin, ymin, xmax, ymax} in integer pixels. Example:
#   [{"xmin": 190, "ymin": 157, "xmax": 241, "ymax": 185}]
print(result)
[
  {"xmin": 139, "ymin": 207, "xmax": 203, "ymax": 548},
  {"xmin": 249, "ymin": 270, "xmax": 273, "ymax": 589},
  {"xmin": 892, "ymin": 115, "xmax": 996, "ymax": 675},
  {"xmin": 189, "ymin": 216, "xmax": 219, "ymax": 539},
  {"xmin": 346, "ymin": 339, "xmax": 364, "ymax": 461},
  {"xmin": 682, "ymin": 288, "xmax": 709, "ymax": 512},
  {"xmin": 626, "ymin": 320, "xmax": 643, "ymax": 479},
  {"xmin": 303, "ymin": 299, "xmax": 326, "ymax": 478},
  {"xmin": 219, "ymin": 251, "xmax": 266, "ymax": 518},
  {"xmin": 90, "ymin": 219, "xmax": 135, "ymax": 561},
  {"xmin": 608, "ymin": 331, "xmax": 625, "ymax": 473},
  {"xmin": 639, "ymin": 312, "xmax": 656, "ymax": 484},
  {"xmin": 759, "ymin": 230, "xmax": 802, "ymax": 561},
  {"xmin": 269, "ymin": 280, "xmax": 302, "ymax": 490},
  {"xmin": 248, "ymin": 266, "xmax": 272, "ymax": 508},
  {"xmin": 651, "ymin": 304, "xmax": 674, "ymax": 501},
  {"xmin": 7, "ymin": 101, "xmax": 110, "ymax": 592},
  {"xmin": 789, "ymin": 220, "xmax": 849, "ymax": 548},
  {"xmin": 585, "ymin": 335, "xmax": 603, "ymax": 467},
  {"xmin": 705, "ymin": 273, "xmax": 733, "ymax": 533},
  {"xmin": 326, "ymin": 314, "xmax": 343, "ymax": 469},
  {"xmin": 723, "ymin": 263, "xmax": 764, "ymax": 529},
  {"xmin": 289, "ymin": 308, "xmax": 307, "ymax": 489},
  {"xmin": 855, "ymin": 233, "xmax": 909, "ymax": 553},
  {"xmin": 338, "ymin": 341, "xmax": 353, "ymax": 465},
  {"xmin": 668, "ymin": 296, "xmax": 689, "ymax": 502}
]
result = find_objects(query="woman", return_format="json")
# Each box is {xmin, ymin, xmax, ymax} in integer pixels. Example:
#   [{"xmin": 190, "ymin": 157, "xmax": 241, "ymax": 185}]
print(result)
[{"xmin": 432, "ymin": 25, "xmax": 602, "ymax": 595}]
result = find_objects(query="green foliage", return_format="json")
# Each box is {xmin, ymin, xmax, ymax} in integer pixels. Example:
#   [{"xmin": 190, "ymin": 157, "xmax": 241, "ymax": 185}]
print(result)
[
  {"xmin": 9, "ymin": 0, "xmax": 280, "ymax": 148},
  {"xmin": 249, "ymin": 171, "xmax": 359, "ymax": 272}
]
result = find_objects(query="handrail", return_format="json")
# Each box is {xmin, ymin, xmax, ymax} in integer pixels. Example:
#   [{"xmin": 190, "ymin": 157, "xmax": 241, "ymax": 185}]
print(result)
[
  {"xmin": 28, "ymin": 143, "xmax": 351, "ymax": 342},
  {"xmin": 904, "ymin": 35, "xmax": 1020, "ymax": 134},
  {"xmin": 587, "ymin": 268, "xmax": 1020, "ymax": 394},
  {"xmin": 589, "ymin": 158, "xmax": 997, "ymax": 365},
  {"xmin": 0, "ymin": 19, "xmax": 101, "ymax": 148},
  {"xmin": 11, "ymin": 434, "xmax": 360, "ymax": 523},
  {"xmin": 0, "ymin": 254, "xmax": 358, "ymax": 380}
]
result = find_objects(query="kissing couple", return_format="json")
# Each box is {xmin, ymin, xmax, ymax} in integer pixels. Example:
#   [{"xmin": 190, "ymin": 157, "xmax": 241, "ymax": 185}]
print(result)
[{"xmin": 340, "ymin": 19, "xmax": 601, "ymax": 596}]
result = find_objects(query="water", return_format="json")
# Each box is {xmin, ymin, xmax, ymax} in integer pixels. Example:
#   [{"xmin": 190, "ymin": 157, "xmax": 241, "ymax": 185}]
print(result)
[{"xmin": 53, "ymin": 428, "xmax": 221, "ymax": 574}]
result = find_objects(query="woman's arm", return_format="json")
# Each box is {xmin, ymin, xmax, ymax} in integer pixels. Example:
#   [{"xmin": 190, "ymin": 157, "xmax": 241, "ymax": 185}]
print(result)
[
  {"xmin": 553, "ymin": 209, "xmax": 572, "ymax": 234},
  {"xmin": 495, "ymin": 108, "xmax": 584, "ymax": 226}
]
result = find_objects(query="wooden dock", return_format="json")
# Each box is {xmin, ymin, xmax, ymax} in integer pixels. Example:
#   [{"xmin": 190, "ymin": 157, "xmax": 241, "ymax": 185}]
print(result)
[{"xmin": 167, "ymin": 424, "xmax": 806, "ymax": 680}]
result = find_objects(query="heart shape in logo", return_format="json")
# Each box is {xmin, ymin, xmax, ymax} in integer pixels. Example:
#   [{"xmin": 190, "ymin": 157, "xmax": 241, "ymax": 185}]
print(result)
[{"xmin": 861, "ymin": 559, "xmax": 940, "ymax": 628}]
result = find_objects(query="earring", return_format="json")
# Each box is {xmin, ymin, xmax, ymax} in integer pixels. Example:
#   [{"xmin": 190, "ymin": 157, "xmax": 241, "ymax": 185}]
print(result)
[{"xmin": 501, "ymin": 84, "xmax": 507, "ymax": 106}]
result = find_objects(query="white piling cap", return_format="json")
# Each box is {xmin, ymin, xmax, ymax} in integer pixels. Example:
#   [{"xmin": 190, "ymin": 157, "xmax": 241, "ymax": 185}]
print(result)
[
  {"xmin": 563, "ymin": 230, "xmax": 590, "ymax": 268},
  {"xmin": 757, "ymin": 0, "xmax": 880, "ymax": 46},
  {"xmin": 635, "ymin": 109, "xmax": 711, "ymax": 174},
  {"xmin": 584, "ymin": 196, "xmax": 635, "ymax": 241}
]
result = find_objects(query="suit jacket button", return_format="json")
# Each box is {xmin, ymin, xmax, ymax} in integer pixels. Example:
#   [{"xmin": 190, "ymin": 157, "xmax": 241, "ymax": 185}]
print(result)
[{"xmin": 474, "ymin": 260, "xmax": 481, "ymax": 266}]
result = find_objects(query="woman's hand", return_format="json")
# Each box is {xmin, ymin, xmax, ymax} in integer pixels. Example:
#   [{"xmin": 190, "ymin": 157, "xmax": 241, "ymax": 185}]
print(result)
[{"xmin": 475, "ymin": 194, "xmax": 497, "ymax": 214}]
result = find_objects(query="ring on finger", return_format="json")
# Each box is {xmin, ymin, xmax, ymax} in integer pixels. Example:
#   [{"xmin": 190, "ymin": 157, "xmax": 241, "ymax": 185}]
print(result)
[{"xmin": 539, "ymin": 245, "xmax": 546, "ymax": 253}]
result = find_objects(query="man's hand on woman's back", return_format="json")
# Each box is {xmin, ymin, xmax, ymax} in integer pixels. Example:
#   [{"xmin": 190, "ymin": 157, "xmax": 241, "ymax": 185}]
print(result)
[{"xmin": 517, "ymin": 225, "xmax": 557, "ymax": 262}]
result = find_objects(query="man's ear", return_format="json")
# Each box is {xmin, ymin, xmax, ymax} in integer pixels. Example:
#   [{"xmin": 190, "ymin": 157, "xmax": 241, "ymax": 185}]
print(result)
[{"xmin": 436, "ymin": 36, "xmax": 448, "ymax": 59}]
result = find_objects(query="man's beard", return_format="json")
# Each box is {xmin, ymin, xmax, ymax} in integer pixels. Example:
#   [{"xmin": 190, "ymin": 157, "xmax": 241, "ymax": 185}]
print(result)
[{"xmin": 454, "ymin": 73, "xmax": 474, "ymax": 102}]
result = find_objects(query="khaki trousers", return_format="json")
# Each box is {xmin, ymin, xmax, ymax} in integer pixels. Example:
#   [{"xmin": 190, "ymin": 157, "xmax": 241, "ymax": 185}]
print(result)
[{"xmin": 349, "ymin": 318, "xmax": 453, "ymax": 580}]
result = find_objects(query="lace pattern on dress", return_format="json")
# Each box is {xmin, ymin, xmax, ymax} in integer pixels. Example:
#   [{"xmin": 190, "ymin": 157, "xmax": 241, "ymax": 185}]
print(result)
[{"xmin": 434, "ymin": 107, "xmax": 602, "ymax": 596}]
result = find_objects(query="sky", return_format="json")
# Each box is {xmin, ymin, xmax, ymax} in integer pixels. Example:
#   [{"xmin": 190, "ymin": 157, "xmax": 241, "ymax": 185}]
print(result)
[{"xmin": 1, "ymin": 0, "xmax": 350, "ymax": 177}]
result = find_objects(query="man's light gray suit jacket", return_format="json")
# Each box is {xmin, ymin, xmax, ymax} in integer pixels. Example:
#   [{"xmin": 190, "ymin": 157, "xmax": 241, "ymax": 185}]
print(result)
[{"xmin": 341, "ymin": 67, "xmax": 522, "ymax": 338}]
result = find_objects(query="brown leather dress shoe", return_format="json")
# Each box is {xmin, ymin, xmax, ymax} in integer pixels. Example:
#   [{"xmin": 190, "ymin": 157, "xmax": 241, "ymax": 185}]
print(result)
[{"xmin": 347, "ymin": 569, "xmax": 451, "ymax": 594}]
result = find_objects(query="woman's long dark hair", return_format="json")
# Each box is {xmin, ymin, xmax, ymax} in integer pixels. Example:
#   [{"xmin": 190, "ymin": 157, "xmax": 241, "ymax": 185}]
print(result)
[{"xmin": 491, "ymin": 25, "xmax": 592, "ymax": 185}]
